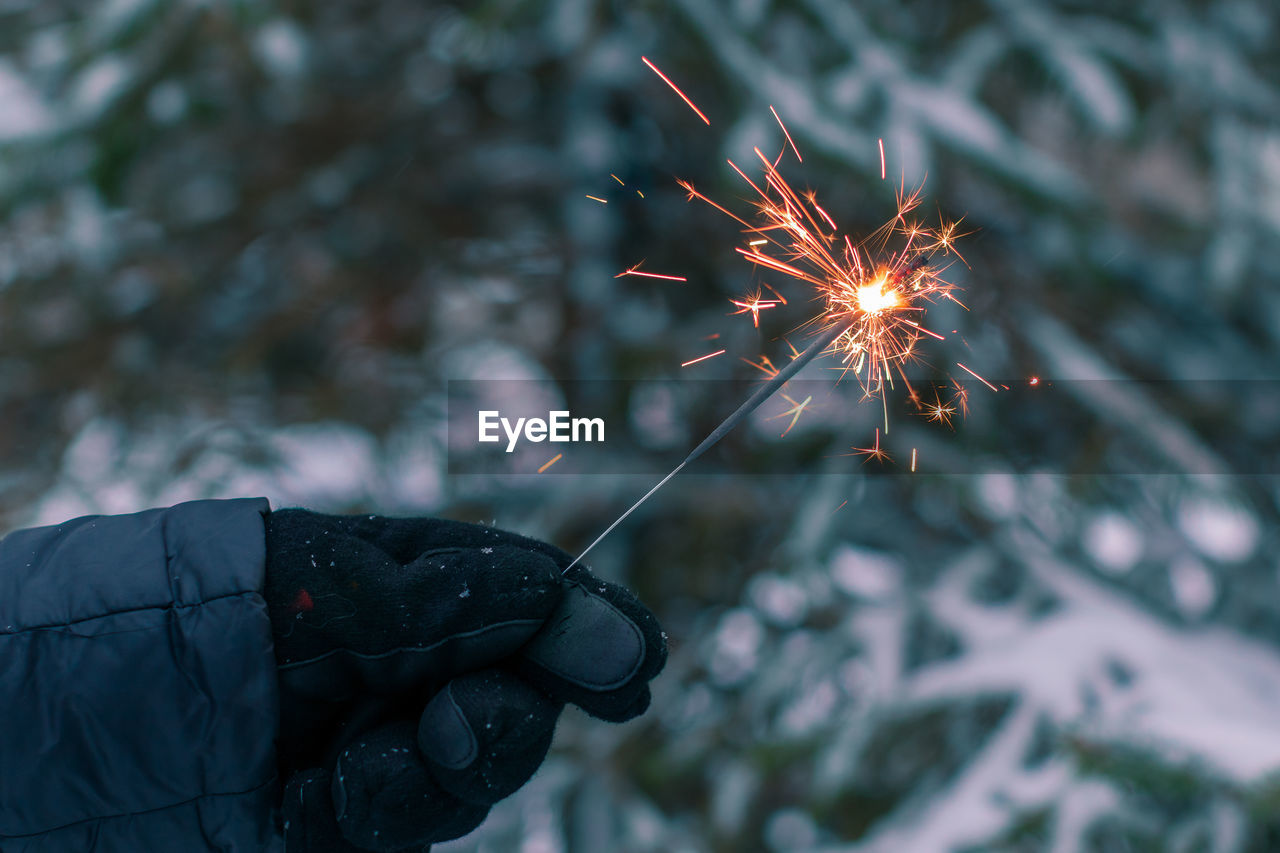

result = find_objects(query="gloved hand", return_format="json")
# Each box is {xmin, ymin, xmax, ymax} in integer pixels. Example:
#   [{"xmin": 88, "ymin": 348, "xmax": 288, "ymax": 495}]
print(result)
[{"xmin": 263, "ymin": 509, "xmax": 666, "ymax": 852}]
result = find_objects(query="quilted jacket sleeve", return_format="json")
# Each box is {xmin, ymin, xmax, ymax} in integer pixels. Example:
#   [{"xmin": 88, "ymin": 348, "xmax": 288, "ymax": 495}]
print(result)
[{"xmin": 0, "ymin": 498, "xmax": 280, "ymax": 852}]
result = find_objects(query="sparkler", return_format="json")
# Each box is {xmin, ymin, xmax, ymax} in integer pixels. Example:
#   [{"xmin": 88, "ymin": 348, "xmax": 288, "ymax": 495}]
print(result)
[
  {"xmin": 565, "ymin": 321, "xmax": 847, "ymax": 572},
  {"xmin": 564, "ymin": 60, "xmax": 975, "ymax": 573}
]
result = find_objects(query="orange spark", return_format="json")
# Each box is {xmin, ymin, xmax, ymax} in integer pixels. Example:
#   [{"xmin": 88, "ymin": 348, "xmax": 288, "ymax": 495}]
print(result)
[
  {"xmin": 616, "ymin": 264, "xmax": 688, "ymax": 282},
  {"xmin": 735, "ymin": 247, "xmax": 809, "ymax": 279},
  {"xmin": 927, "ymin": 216, "xmax": 972, "ymax": 267},
  {"xmin": 770, "ymin": 105, "xmax": 802, "ymax": 163},
  {"xmin": 806, "ymin": 193, "xmax": 838, "ymax": 231},
  {"xmin": 911, "ymin": 447, "xmax": 917, "ymax": 472},
  {"xmin": 611, "ymin": 174, "xmax": 625, "ymax": 185},
  {"xmin": 743, "ymin": 354, "xmax": 778, "ymax": 378},
  {"xmin": 585, "ymin": 195, "xmax": 608, "ymax": 204},
  {"xmin": 761, "ymin": 281, "xmax": 788, "ymax": 306},
  {"xmin": 950, "ymin": 377, "xmax": 970, "ymax": 417},
  {"xmin": 920, "ymin": 388, "xmax": 956, "ymax": 428},
  {"xmin": 769, "ymin": 393, "xmax": 813, "ymax": 437},
  {"xmin": 726, "ymin": 158, "xmax": 769, "ymax": 199},
  {"xmin": 679, "ymin": 180, "xmax": 753, "ymax": 228},
  {"xmin": 538, "ymin": 453, "xmax": 563, "ymax": 474},
  {"xmin": 682, "ymin": 349, "xmax": 726, "ymax": 367},
  {"xmin": 846, "ymin": 428, "xmax": 891, "ymax": 464},
  {"xmin": 641, "ymin": 56, "xmax": 710, "ymax": 125},
  {"xmin": 901, "ymin": 318, "xmax": 946, "ymax": 341},
  {"xmin": 730, "ymin": 290, "xmax": 782, "ymax": 327},
  {"xmin": 878, "ymin": 138, "xmax": 886, "ymax": 180},
  {"xmin": 956, "ymin": 362, "xmax": 997, "ymax": 392}
]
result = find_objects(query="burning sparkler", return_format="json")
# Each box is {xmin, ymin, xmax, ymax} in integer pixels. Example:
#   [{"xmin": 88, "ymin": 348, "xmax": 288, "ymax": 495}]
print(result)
[
  {"xmin": 563, "ymin": 59, "xmax": 977, "ymax": 573},
  {"xmin": 683, "ymin": 147, "xmax": 964, "ymax": 407}
]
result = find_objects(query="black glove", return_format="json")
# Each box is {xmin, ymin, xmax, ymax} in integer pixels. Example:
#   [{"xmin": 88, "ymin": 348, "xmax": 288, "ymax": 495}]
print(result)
[{"xmin": 263, "ymin": 510, "xmax": 666, "ymax": 853}]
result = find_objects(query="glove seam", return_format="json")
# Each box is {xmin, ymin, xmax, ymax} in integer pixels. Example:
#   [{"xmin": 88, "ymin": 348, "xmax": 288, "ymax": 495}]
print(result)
[{"xmin": 278, "ymin": 618, "xmax": 546, "ymax": 670}]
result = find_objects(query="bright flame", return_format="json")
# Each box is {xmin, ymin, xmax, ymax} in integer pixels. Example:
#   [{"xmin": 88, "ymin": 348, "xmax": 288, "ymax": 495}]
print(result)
[{"xmin": 853, "ymin": 278, "xmax": 901, "ymax": 314}]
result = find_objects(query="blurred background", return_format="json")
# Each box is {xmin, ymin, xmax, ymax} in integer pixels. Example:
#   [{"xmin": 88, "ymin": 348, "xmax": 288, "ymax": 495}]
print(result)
[{"xmin": 2, "ymin": 1, "xmax": 1279, "ymax": 850}]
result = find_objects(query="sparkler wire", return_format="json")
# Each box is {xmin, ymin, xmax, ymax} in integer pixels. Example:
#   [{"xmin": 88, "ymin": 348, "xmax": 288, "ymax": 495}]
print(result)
[{"xmin": 563, "ymin": 320, "xmax": 849, "ymax": 573}]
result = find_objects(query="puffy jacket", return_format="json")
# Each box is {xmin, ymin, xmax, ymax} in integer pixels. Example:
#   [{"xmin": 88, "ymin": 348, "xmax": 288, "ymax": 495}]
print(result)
[{"xmin": 0, "ymin": 498, "xmax": 281, "ymax": 851}]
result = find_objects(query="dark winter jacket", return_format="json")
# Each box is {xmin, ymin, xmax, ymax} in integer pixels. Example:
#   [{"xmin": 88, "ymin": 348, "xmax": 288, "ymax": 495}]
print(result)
[{"xmin": 0, "ymin": 498, "xmax": 281, "ymax": 852}]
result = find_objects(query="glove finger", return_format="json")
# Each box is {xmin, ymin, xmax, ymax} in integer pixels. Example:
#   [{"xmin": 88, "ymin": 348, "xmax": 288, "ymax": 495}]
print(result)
[
  {"xmin": 513, "ymin": 569, "xmax": 667, "ymax": 722},
  {"xmin": 331, "ymin": 720, "xmax": 489, "ymax": 850},
  {"xmin": 281, "ymin": 769, "xmax": 373, "ymax": 853},
  {"xmin": 417, "ymin": 668, "xmax": 562, "ymax": 806}
]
